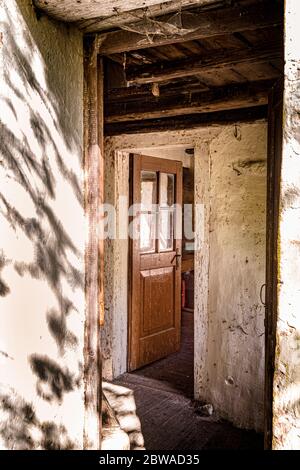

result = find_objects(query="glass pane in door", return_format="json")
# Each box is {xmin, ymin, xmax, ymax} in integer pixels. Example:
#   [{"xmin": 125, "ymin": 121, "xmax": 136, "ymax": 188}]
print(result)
[
  {"xmin": 158, "ymin": 208, "xmax": 174, "ymax": 251},
  {"xmin": 159, "ymin": 173, "xmax": 175, "ymax": 252},
  {"xmin": 140, "ymin": 171, "xmax": 157, "ymax": 253},
  {"xmin": 160, "ymin": 173, "xmax": 174, "ymax": 207}
]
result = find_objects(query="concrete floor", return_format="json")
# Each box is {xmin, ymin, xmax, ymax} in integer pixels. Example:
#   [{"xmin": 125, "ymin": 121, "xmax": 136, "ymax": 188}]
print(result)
[{"xmin": 114, "ymin": 310, "xmax": 263, "ymax": 450}]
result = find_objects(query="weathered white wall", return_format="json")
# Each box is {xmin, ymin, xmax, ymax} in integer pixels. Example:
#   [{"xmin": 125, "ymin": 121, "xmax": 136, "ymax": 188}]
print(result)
[
  {"xmin": 206, "ymin": 123, "xmax": 267, "ymax": 432},
  {"xmin": 102, "ymin": 150, "xmax": 129, "ymax": 379},
  {"xmin": 0, "ymin": 1, "xmax": 85, "ymax": 449},
  {"xmin": 104, "ymin": 122, "xmax": 267, "ymax": 432},
  {"xmin": 272, "ymin": 0, "xmax": 300, "ymax": 450}
]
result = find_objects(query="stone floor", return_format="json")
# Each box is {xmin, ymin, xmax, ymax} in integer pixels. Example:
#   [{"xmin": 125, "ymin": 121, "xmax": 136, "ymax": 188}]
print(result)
[{"xmin": 114, "ymin": 310, "xmax": 263, "ymax": 450}]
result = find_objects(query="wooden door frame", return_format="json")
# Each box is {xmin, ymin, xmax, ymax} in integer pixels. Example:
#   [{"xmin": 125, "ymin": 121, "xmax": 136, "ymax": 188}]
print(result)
[
  {"xmin": 103, "ymin": 127, "xmax": 275, "ymax": 441},
  {"xmin": 83, "ymin": 36, "xmax": 104, "ymax": 450},
  {"xmin": 103, "ymin": 137, "xmax": 210, "ymax": 401},
  {"xmin": 264, "ymin": 80, "xmax": 283, "ymax": 449},
  {"xmin": 83, "ymin": 28, "xmax": 283, "ymax": 446}
]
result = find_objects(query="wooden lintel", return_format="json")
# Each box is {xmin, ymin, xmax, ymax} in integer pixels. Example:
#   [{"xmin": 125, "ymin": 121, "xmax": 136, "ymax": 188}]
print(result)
[
  {"xmin": 98, "ymin": 2, "xmax": 281, "ymax": 56},
  {"xmin": 105, "ymin": 105, "xmax": 268, "ymax": 136},
  {"xmin": 106, "ymin": 80, "xmax": 272, "ymax": 123},
  {"xmin": 126, "ymin": 46, "xmax": 282, "ymax": 85}
]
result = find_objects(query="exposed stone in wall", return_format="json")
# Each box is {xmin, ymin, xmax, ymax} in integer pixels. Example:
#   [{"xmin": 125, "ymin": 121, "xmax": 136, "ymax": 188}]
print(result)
[
  {"xmin": 0, "ymin": 1, "xmax": 85, "ymax": 449},
  {"xmin": 272, "ymin": 0, "xmax": 300, "ymax": 450}
]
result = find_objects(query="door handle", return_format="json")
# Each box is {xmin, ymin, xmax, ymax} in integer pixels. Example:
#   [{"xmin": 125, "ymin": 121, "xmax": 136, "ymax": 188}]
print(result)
[
  {"xmin": 172, "ymin": 248, "xmax": 182, "ymax": 269},
  {"xmin": 260, "ymin": 283, "xmax": 266, "ymax": 306}
]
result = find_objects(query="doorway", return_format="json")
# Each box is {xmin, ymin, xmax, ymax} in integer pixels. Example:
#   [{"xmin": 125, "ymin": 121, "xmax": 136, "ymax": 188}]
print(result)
[
  {"xmin": 129, "ymin": 154, "xmax": 182, "ymax": 370},
  {"xmin": 127, "ymin": 151, "xmax": 195, "ymax": 398},
  {"xmin": 103, "ymin": 123, "xmax": 268, "ymax": 439}
]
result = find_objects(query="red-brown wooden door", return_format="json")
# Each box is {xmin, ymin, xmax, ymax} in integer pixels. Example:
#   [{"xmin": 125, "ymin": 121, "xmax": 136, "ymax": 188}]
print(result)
[{"xmin": 129, "ymin": 154, "xmax": 183, "ymax": 371}]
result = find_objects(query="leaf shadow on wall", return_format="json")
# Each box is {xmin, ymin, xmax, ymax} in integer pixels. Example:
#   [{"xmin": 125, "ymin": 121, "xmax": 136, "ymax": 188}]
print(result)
[
  {"xmin": 0, "ymin": 3, "xmax": 85, "ymax": 449},
  {"xmin": 0, "ymin": 387, "xmax": 75, "ymax": 450}
]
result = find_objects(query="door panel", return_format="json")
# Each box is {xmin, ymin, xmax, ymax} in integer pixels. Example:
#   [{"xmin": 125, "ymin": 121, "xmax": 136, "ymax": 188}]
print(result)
[
  {"xmin": 129, "ymin": 154, "xmax": 182, "ymax": 371},
  {"xmin": 141, "ymin": 267, "xmax": 175, "ymax": 335}
]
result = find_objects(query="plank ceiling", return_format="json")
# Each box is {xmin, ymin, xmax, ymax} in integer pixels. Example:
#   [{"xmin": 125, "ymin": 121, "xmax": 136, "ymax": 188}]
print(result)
[
  {"xmin": 34, "ymin": 0, "xmax": 284, "ymax": 135},
  {"xmin": 34, "ymin": 0, "xmax": 218, "ymax": 30}
]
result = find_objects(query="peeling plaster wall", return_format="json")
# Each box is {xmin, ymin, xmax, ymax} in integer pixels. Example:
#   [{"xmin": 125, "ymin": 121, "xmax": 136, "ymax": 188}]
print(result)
[
  {"xmin": 102, "ymin": 150, "xmax": 129, "ymax": 379},
  {"xmin": 272, "ymin": 0, "xmax": 300, "ymax": 450},
  {"xmin": 103, "ymin": 122, "xmax": 267, "ymax": 431},
  {"xmin": 207, "ymin": 123, "xmax": 267, "ymax": 432},
  {"xmin": 0, "ymin": 1, "xmax": 85, "ymax": 449}
]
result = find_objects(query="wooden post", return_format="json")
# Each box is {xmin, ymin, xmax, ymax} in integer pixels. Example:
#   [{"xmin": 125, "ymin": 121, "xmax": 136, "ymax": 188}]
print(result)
[
  {"xmin": 83, "ymin": 35, "xmax": 104, "ymax": 450},
  {"xmin": 98, "ymin": 56, "xmax": 105, "ymax": 328}
]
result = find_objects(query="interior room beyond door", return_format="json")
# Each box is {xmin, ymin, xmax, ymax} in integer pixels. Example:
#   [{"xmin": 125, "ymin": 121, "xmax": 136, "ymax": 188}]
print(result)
[{"xmin": 129, "ymin": 154, "xmax": 183, "ymax": 371}]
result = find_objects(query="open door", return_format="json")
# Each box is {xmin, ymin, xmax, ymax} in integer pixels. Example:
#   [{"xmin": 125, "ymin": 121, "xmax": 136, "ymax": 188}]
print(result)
[
  {"xmin": 265, "ymin": 80, "xmax": 283, "ymax": 449},
  {"xmin": 129, "ymin": 154, "xmax": 183, "ymax": 371}
]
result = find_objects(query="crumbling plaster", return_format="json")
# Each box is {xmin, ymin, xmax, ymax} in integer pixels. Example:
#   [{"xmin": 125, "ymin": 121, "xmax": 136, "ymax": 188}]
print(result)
[
  {"xmin": 103, "ymin": 121, "xmax": 267, "ymax": 431},
  {"xmin": 0, "ymin": 1, "xmax": 85, "ymax": 449},
  {"xmin": 272, "ymin": 0, "xmax": 300, "ymax": 450}
]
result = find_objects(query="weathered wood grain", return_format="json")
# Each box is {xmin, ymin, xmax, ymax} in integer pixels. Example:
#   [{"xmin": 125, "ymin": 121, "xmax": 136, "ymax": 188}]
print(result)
[
  {"xmin": 105, "ymin": 105, "xmax": 268, "ymax": 135},
  {"xmin": 126, "ymin": 46, "xmax": 282, "ymax": 85},
  {"xmin": 76, "ymin": 0, "xmax": 218, "ymax": 32},
  {"xmin": 106, "ymin": 80, "xmax": 271, "ymax": 122},
  {"xmin": 34, "ymin": 0, "xmax": 172, "ymax": 22},
  {"xmin": 83, "ymin": 36, "xmax": 102, "ymax": 450},
  {"xmin": 98, "ymin": 2, "xmax": 281, "ymax": 55}
]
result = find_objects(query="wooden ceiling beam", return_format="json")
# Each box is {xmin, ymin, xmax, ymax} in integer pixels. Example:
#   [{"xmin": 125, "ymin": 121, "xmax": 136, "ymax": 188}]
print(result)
[
  {"xmin": 105, "ymin": 80, "xmax": 272, "ymax": 122},
  {"xmin": 105, "ymin": 105, "xmax": 268, "ymax": 135},
  {"xmin": 98, "ymin": 2, "xmax": 281, "ymax": 55},
  {"xmin": 106, "ymin": 81, "xmax": 210, "ymax": 102},
  {"xmin": 126, "ymin": 45, "xmax": 282, "ymax": 85},
  {"xmin": 77, "ymin": 0, "xmax": 219, "ymax": 33},
  {"xmin": 34, "ymin": 0, "xmax": 174, "ymax": 22}
]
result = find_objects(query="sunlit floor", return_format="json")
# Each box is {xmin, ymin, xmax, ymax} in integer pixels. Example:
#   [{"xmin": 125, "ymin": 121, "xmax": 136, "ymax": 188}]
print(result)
[{"xmin": 114, "ymin": 310, "xmax": 263, "ymax": 450}]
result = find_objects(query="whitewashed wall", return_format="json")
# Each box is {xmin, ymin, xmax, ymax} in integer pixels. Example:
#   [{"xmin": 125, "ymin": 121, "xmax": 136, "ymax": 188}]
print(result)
[
  {"xmin": 0, "ymin": 0, "xmax": 85, "ymax": 449},
  {"xmin": 272, "ymin": 0, "xmax": 300, "ymax": 450},
  {"xmin": 205, "ymin": 123, "xmax": 267, "ymax": 431}
]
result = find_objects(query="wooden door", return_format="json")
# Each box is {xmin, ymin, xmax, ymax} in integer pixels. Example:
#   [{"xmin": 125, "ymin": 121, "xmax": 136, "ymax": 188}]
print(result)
[
  {"xmin": 264, "ymin": 80, "xmax": 283, "ymax": 449},
  {"xmin": 129, "ymin": 154, "xmax": 183, "ymax": 371}
]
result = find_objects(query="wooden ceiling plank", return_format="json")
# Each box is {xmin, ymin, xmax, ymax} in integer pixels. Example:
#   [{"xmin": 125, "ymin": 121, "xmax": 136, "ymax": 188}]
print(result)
[
  {"xmin": 156, "ymin": 44, "xmax": 187, "ymax": 60},
  {"xmin": 144, "ymin": 47, "xmax": 171, "ymax": 61},
  {"xmin": 173, "ymin": 40, "xmax": 208, "ymax": 55},
  {"xmin": 98, "ymin": 2, "xmax": 281, "ymax": 55},
  {"xmin": 106, "ymin": 80, "xmax": 272, "ymax": 122},
  {"xmin": 233, "ymin": 61, "xmax": 283, "ymax": 82},
  {"xmin": 125, "ymin": 45, "xmax": 281, "ymax": 84}
]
